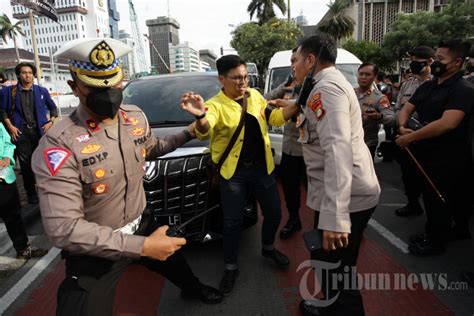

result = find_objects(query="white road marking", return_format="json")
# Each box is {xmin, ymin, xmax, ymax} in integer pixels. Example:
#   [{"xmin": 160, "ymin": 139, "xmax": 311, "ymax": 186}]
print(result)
[
  {"xmin": 368, "ymin": 219, "xmax": 409, "ymax": 254},
  {"xmin": 0, "ymin": 223, "xmax": 6, "ymax": 234},
  {"xmin": 0, "ymin": 247, "xmax": 60, "ymax": 314}
]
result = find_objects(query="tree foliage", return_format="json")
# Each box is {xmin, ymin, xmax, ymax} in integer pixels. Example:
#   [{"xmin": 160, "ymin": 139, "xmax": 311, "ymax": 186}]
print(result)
[
  {"xmin": 316, "ymin": 0, "xmax": 355, "ymax": 43},
  {"xmin": 230, "ymin": 19, "xmax": 302, "ymax": 75},
  {"xmin": 342, "ymin": 39, "xmax": 394, "ymax": 71},
  {"xmin": 247, "ymin": 0, "xmax": 287, "ymax": 24},
  {"xmin": 0, "ymin": 14, "xmax": 25, "ymax": 63},
  {"xmin": 382, "ymin": 3, "xmax": 473, "ymax": 60}
]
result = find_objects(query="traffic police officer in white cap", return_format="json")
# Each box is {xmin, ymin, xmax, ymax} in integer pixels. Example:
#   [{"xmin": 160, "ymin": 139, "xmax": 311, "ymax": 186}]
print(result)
[{"xmin": 32, "ymin": 38, "xmax": 223, "ymax": 315}]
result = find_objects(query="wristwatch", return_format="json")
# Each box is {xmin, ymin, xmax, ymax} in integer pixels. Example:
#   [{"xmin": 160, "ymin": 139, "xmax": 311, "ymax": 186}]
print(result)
[{"xmin": 194, "ymin": 112, "xmax": 206, "ymax": 120}]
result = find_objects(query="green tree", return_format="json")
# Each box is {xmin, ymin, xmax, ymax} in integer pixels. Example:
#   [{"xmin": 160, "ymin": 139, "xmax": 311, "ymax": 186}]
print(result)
[
  {"xmin": 247, "ymin": 0, "xmax": 287, "ymax": 24},
  {"xmin": 0, "ymin": 14, "xmax": 25, "ymax": 63},
  {"xmin": 316, "ymin": 0, "xmax": 355, "ymax": 44},
  {"xmin": 231, "ymin": 18, "xmax": 302, "ymax": 75},
  {"xmin": 382, "ymin": 3, "xmax": 473, "ymax": 60},
  {"xmin": 342, "ymin": 38, "xmax": 394, "ymax": 71}
]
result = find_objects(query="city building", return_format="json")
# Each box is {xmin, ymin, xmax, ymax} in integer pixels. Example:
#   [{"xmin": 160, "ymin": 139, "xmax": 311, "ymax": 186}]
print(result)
[
  {"xmin": 0, "ymin": 48, "xmax": 71, "ymax": 94},
  {"xmin": 169, "ymin": 42, "xmax": 200, "ymax": 73},
  {"xmin": 12, "ymin": 0, "xmax": 110, "ymax": 56},
  {"xmin": 200, "ymin": 60, "xmax": 211, "ymax": 72},
  {"xmin": 108, "ymin": 0, "xmax": 120, "ymax": 39},
  {"xmin": 146, "ymin": 16, "xmax": 180, "ymax": 74},
  {"xmin": 199, "ymin": 49, "xmax": 217, "ymax": 71},
  {"xmin": 118, "ymin": 30, "xmax": 136, "ymax": 78}
]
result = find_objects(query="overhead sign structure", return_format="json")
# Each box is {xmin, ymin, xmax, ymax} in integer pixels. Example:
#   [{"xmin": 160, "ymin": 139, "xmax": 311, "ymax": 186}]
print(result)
[{"xmin": 11, "ymin": 0, "xmax": 58, "ymax": 22}]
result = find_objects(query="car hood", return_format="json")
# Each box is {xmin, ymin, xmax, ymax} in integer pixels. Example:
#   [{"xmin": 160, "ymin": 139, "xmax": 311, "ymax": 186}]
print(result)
[{"xmin": 151, "ymin": 125, "xmax": 210, "ymax": 157}]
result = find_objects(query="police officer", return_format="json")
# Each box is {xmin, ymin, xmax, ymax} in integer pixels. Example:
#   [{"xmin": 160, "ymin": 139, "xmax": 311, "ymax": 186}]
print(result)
[
  {"xmin": 393, "ymin": 46, "xmax": 434, "ymax": 217},
  {"xmin": 265, "ymin": 48, "xmax": 307, "ymax": 239},
  {"xmin": 396, "ymin": 39, "xmax": 474, "ymax": 256},
  {"xmin": 355, "ymin": 62, "xmax": 395, "ymax": 160},
  {"xmin": 31, "ymin": 38, "xmax": 222, "ymax": 315},
  {"xmin": 291, "ymin": 34, "xmax": 380, "ymax": 316}
]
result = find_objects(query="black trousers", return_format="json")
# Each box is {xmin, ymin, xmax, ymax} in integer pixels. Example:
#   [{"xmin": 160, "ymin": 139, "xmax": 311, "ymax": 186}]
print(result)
[
  {"xmin": 420, "ymin": 156, "xmax": 472, "ymax": 241},
  {"xmin": 280, "ymin": 153, "xmax": 307, "ymax": 220},
  {"xmin": 0, "ymin": 181, "xmax": 29, "ymax": 252},
  {"xmin": 15, "ymin": 126, "xmax": 40, "ymax": 197},
  {"xmin": 394, "ymin": 146, "xmax": 423, "ymax": 203},
  {"xmin": 56, "ymin": 215, "xmax": 201, "ymax": 316},
  {"xmin": 367, "ymin": 145, "xmax": 377, "ymax": 161},
  {"xmin": 310, "ymin": 207, "xmax": 376, "ymax": 316}
]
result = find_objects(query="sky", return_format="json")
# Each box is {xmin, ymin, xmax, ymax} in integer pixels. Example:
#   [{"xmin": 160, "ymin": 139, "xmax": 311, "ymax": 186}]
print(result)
[{"xmin": 0, "ymin": 0, "xmax": 330, "ymax": 66}]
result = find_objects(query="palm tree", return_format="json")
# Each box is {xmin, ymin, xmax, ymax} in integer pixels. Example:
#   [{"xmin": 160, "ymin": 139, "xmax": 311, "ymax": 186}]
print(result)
[
  {"xmin": 0, "ymin": 14, "xmax": 25, "ymax": 63},
  {"xmin": 316, "ymin": 0, "xmax": 355, "ymax": 44},
  {"xmin": 247, "ymin": 0, "xmax": 287, "ymax": 24}
]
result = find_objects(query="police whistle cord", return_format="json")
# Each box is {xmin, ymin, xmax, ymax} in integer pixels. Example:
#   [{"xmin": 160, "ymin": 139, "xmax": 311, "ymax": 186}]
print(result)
[
  {"xmin": 166, "ymin": 204, "xmax": 219, "ymax": 237},
  {"xmin": 405, "ymin": 147, "xmax": 446, "ymax": 204}
]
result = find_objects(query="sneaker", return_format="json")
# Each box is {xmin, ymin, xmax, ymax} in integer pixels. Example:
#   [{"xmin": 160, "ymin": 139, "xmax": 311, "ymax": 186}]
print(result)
[
  {"xmin": 16, "ymin": 246, "xmax": 48, "ymax": 260},
  {"xmin": 219, "ymin": 269, "xmax": 239, "ymax": 295},
  {"xmin": 262, "ymin": 248, "xmax": 290, "ymax": 268}
]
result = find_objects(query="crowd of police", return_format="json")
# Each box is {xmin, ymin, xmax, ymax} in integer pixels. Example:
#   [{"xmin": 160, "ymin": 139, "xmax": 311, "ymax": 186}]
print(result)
[{"xmin": 0, "ymin": 33, "xmax": 473, "ymax": 316}]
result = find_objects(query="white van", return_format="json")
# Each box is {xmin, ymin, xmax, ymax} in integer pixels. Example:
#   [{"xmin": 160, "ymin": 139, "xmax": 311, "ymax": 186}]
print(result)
[{"xmin": 265, "ymin": 48, "xmax": 385, "ymax": 165}]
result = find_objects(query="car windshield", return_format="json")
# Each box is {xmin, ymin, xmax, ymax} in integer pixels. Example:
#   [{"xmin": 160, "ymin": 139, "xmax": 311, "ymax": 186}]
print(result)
[
  {"xmin": 122, "ymin": 75, "xmax": 221, "ymax": 125},
  {"xmin": 246, "ymin": 63, "xmax": 258, "ymax": 75},
  {"xmin": 268, "ymin": 64, "xmax": 360, "ymax": 91}
]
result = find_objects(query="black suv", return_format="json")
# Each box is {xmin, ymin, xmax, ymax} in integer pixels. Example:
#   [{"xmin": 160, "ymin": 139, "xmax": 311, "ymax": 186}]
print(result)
[{"xmin": 123, "ymin": 72, "xmax": 257, "ymax": 242}]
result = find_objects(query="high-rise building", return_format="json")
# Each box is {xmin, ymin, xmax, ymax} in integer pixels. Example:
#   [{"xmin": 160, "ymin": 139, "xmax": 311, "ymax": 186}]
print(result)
[
  {"xmin": 169, "ymin": 42, "xmax": 200, "ymax": 73},
  {"xmin": 108, "ymin": 0, "xmax": 120, "ymax": 39},
  {"xmin": 316, "ymin": 0, "xmax": 449, "ymax": 45},
  {"xmin": 199, "ymin": 49, "xmax": 217, "ymax": 71},
  {"xmin": 146, "ymin": 16, "xmax": 180, "ymax": 74},
  {"xmin": 12, "ymin": 0, "xmax": 110, "ymax": 56},
  {"xmin": 119, "ymin": 30, "xmax": 136, "ymax": 78}
]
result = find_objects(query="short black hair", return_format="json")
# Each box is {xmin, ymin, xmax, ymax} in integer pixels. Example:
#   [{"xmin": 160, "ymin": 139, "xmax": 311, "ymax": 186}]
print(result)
[
  {"xmin": 438, "ymin": 39, "xmax": 471, "ymax": 60},
  {"xmin": 358, "ymin": 62, "xmax": 379, "ymax": 75},
  {"xmin": 298, "ymin": 33, "xmax": 337, "ymax": 64},
  {"xmin": 408, "ymin": 46, "xmax": 435, "ymax": 59},
  {"xmin": 216, "ymin": 55, "xmax": 246, "ymax": 76},
  {"xmin": 291, "ymin": 47, "xmax": 298, "ymax": 53},
  {"xmin": 376, "ymin": 71, "xmax": 385, "ymax": 82},
  {"xmin": 15, "ymin": 62, "xmax": 37, "ymax": 77}
]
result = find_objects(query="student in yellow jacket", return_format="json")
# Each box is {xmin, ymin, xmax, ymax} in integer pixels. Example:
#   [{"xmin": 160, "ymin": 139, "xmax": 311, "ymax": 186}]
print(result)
[{"xmin": 181, "ymin": 55, "xmax": 300, "ymax": 295}]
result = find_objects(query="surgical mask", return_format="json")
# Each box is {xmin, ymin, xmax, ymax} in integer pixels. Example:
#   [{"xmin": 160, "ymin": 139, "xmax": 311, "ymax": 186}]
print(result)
[
  {"xmin": 430, "ymin": 60, "xmax": 448, "ymax": 77},
  {"xmin": 409, "ymin": 61, "xmax": 428, "ymax": 75},
  {"xmin": 85, "ymin": 88, "xmax": 123, "ymax": 119}
]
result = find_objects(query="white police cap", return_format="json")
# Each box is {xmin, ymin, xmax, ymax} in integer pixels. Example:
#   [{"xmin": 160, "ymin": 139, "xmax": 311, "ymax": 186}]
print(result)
[{"xmin": 55, "ymin": 38, "xmax": 132, "ymax": 88}]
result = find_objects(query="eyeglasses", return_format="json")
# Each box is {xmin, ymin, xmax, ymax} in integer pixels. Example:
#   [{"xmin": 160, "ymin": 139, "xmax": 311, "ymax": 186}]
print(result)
[{"xmin": 225, "ymin": 75, "xmax": 250, "ymax": 83}]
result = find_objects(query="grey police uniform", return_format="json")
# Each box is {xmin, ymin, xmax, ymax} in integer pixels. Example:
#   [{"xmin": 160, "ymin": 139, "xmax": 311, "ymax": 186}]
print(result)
[{"xmin": 298, "ymin": 66, "xmax": 380, "ymax": 314}]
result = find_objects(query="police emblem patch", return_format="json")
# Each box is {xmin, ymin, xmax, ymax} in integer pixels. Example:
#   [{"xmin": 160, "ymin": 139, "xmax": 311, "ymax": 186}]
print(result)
[
  {"xmin": 131, "ymin": 128, "xmax": 145, "ymax": 137},
  {"xmin": 81, "ymin": 144, "xmax": 101, "ymax": 154},
  {"xmin": 93, "ymin": 183, "xmax": 108, "ymax": 194},
  {"xmin": 86, "ymin": 118, "xmax": 100, "ymax": 132},
  {"xmin": 308, "ymin": 92, "xmax": 326, "ymax": 121},
  {"xmin": 43, "ymin": 148, "xmax": 71, "ymax": 176},
  {"xmin": 75, "ymin": 134, "xmax": 91, "ymax": 143},
  {"xmin": 89, "ymin": 41, "xmax": 115, "ymax": 69},
  {"xmin": 130, "ymin": 118, "xmax": 139, "ymax": 125},
  {"xmin": 121, "ymin": 111, "xmax": 131, "ymax": 124},
  {"xmin": 141, "ymin": 148, "xmax": 146, "ymax": 158}
]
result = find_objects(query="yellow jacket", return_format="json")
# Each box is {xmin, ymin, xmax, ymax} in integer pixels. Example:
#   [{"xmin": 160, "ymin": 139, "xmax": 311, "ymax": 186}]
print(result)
[{"xmin": 196, "ymin": 88, "xmax": 287, "ymax": 180}]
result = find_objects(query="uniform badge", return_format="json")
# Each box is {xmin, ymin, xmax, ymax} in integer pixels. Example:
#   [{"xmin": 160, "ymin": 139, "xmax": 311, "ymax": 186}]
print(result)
[
  {"xmin": 81, "ymin": 144, "xmax": 101, "ymax": 154},
  {"xmin": 95, "ymin": 169, "xmax": 106, "ymax": 179},
  {"xmin": 308, "ymin": 93, "xmax": 326, "ymax": 121},
  {"xmin": 93, "ymin": 183, "xmax": 108, "ymax": 195},
  {"xmin": 379, "ymin": 96, "xmax": 390, "ymax": 108},
  {"xmin": 121, "ymin": 111, "xmax": 131, "ymax": 124},
  {"xmin": 89, "ymin": 41, "xmax": 115, "ymax": 68},
  {"xmin": 43, "ymin": 148, "xmax": 71, "ymax": 176},
  {"xmin": 141, "ymin": 148, "xmax": 146, "ymax": 158},
  {"xmin": 86, "ymin": 118, "xmax": 100, "ymax": 132},
  {"xmin": 75, "ymin": 134, "xmax": 91, "ymax": 143},
  {"xmin": 130, "ymin": 118, "xmax": 139, "ymax": 125},
  {"xmin": 131, "ymin": 127, "xmax": 145, "ymax": 137}
]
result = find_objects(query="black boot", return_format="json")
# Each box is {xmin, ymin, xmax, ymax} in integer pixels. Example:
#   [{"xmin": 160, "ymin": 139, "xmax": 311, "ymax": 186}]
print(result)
[
  {"xmin": 181, "ymin": 282, "xmax": 223, "ymax": 304},
  {"xmin": 219, "ymin": 269, "xmax": 239, "ymax": 295},
  {"xmin": 279, "ymin": 218, "xmax": 302, "ymax": 239},
  {"xmin": 262, "ymin": 248, "xmax": 290, "ymax": 268}
]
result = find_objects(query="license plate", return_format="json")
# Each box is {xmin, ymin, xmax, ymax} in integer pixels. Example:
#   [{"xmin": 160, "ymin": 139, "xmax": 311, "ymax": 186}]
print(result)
[{"xmin": 168, "ymin": 215, "xmax": 181, "ymax": 226}]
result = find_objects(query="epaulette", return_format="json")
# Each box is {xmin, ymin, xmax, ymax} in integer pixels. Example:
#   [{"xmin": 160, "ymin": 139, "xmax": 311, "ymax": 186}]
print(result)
[
  {"xmin": 46, "ymin": 115, "xmax": 76, "ymax": 139},
  {"xmin": 120, "ymin": 104, "xmax": 142, "ymax": 113}
]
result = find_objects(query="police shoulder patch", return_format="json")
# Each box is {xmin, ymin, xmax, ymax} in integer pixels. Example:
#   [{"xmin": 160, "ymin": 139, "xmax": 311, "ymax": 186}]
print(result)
[
  {"xmin": 308, "ymin": 92, "xmax": 326, "ymax": 121},
  {"xmin": 44, "ymin": 147, "xmax": 71, "ymax": 176}
]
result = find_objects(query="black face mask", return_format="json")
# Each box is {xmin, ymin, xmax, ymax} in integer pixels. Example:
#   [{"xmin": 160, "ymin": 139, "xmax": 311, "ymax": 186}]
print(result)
[
  {"xmin": 409, "ymin": 61, "xmax": 428, "ymax": 75},
  {"xmin": 85, "ymin": 88, "xmax": 123, "ymax": 119},
  {"xmin": 430, "ymin": 60, "xmax": 449, "ymax": 77}
]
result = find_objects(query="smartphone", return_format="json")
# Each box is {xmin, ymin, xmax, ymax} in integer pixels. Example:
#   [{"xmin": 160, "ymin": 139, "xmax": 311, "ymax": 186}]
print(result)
[{"xmin": 303, "ymin": 229, "xmax": 323, "ymax": 252}]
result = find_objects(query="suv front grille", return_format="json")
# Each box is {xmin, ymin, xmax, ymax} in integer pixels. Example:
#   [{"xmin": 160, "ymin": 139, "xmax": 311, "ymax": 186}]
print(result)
[{"xmin": 144, "ymin": 154, "xmax": 214, "ymax": 238}]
